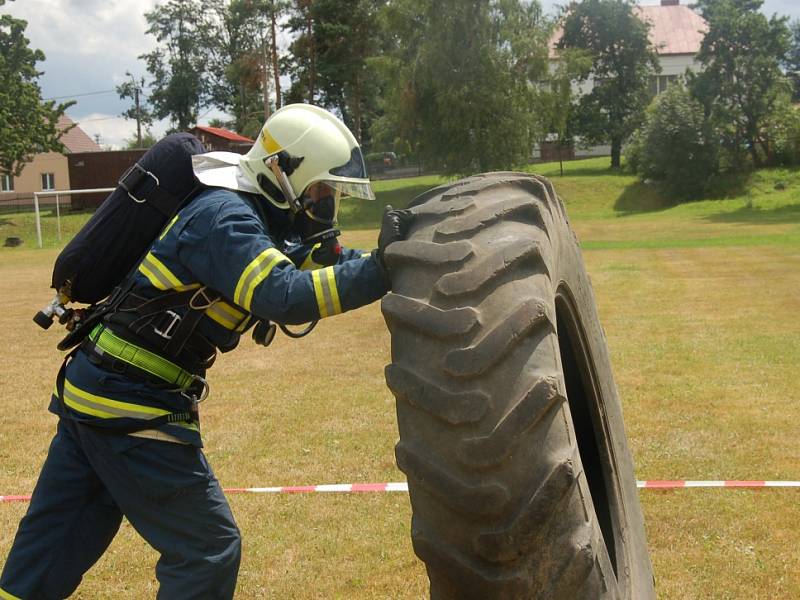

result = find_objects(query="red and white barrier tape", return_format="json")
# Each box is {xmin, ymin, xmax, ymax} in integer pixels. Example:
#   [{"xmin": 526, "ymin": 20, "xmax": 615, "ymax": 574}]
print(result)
[
  {"xmin": 637, "ymin": 480, "xmax": 800, "ymax": 489},
  {"xmin": 2, "ymin": 480, "xmax": 800, "ymax": 503}
]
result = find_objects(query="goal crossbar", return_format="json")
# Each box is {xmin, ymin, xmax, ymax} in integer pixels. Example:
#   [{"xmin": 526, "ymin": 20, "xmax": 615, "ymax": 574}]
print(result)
[{"xmin": 33, "ymin": 188, "xmax": 114, "ymax": 248}]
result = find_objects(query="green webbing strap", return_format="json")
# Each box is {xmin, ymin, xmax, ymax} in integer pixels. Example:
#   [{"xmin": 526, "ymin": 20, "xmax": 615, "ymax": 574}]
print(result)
[{"xmin": 89, "ymin": 324, "xmax": 195, "ymax": 389}]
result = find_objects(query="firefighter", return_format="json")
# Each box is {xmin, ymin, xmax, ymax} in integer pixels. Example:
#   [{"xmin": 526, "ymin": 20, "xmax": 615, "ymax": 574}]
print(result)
[{"xmin": 0, "ymin": 104, "xmax": 413, "ymax": 599}]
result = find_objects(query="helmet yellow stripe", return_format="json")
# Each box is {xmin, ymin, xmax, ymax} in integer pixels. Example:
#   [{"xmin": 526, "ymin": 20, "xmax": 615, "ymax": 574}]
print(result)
[{"xmin": 260, "ymin": 128, "xmax": 281, "ymax": 155}]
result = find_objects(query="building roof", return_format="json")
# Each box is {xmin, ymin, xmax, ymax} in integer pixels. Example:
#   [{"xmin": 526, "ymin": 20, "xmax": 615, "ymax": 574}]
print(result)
[
  {"xmin": 57, "ymin": 115, "xmax": 102, "ymax": 153},
  {"xmin": 637, "ymin": 3, "xmax": 708, "ymax": 56},
  {"xmin": 192, "ymin": 126, "xmax": 254, "ymax": 144},
  {"xmin": 549, "ymin": 2, "xmax": 708, "ymax": 59}
]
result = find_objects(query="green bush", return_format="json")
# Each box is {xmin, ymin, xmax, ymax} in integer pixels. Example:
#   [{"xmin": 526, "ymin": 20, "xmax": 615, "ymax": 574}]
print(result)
[
  {"xmin": 764, "ymin": 95, "xmax": 800, "ymax": 166},
  {"xmin": 628, "ymin": 83, "xmax": 719, "ymax": 200}
]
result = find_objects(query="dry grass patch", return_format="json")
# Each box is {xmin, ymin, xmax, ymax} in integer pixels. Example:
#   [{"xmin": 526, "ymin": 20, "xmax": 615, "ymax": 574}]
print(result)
[{"xmin": 1, "ymin": 188, "xmax": 799, "ymax": 597}]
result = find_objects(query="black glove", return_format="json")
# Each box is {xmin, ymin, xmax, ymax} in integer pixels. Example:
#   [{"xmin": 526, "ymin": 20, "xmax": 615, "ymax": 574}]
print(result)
[{"xmin": 374, "ymin": 205, "xmax": 414, "ymax": 287}]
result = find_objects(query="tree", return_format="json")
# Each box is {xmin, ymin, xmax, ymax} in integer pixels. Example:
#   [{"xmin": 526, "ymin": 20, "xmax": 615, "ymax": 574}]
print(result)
[
  {"xmin": 285, "ymin": 0, "xmax": 317, "ymax": 104},
  {"xmin": 559, "ymin": 0, "xmax": 660, "ymax": 169},
  {"xmin": 785, "ymin": 19, "xmax": 800, "ymax": 101},
  {"xmin": 116, "ymin": 72, "xmax": 153, "ymax": 147},
  {"xmin": 627, "ymin": 81, "xmax": 719, "ymax": 199},
  {"xmin": 123, "ymin": 130, "xmax": 158, "ymax": 150},
  {"xmin": 534, "ymin": 48, "xmax": 592, "ymax": 175},
  {"xmin": 315, "ymin": 0, "xmax": 385, "ymax": 143},
  {"xmin": 374, "ymin": 0, "xmax": 549, "ymax": 175},
  {"xmin": 283, "ymin": 0, "xmax": 386, "ymax": 145},
  {"xmin": 140, "ymin": 0, "xmax": 213, "ymax": 131},
  {"xmin": 205, "ymin": 0, "xmax": 287, "ymax": 138},
  {"xmin": 0, "ymin": 0, "xmax": 73, "ymax": 176},
  {"xmin": 689, "ymin": 0, "xmax": 790, "ymax": 167}
]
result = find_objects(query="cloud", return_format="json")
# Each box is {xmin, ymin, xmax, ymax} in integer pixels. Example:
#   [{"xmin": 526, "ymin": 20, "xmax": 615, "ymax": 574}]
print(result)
[
  {"xmin": 6, "ymin": 0, "xmax": 159, "ymax": 115},
  {"xmin": 6, "ymin": 0, "xmax": 799, "ymax": 148}
]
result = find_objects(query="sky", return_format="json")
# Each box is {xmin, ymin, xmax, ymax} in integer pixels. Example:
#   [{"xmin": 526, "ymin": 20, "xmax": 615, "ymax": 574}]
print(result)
[{"xmin": 6, "ymin": 0, "xmax": 800, "ymax": 149}]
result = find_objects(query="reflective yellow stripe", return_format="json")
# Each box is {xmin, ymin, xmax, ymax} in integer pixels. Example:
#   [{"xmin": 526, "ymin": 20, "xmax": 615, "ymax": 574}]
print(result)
[
  {"xmin": 312, "ymin": 266, "xmax": 342, "ymax": 318},
  {"xmin": 300, "ymin": 243, "xmax": 323, "ymax": 271},
  {"xmin": 138, "ymin": 252, "xmax": 201, "ymax": 292},
  {"xmin": 312, "ymin": 269, "xmax": 327, "ymax": 317},
  {"xmin": 0, "ymin": 587, "xmax": 22, "ymax": 600},
  {"xmin": 159, "ymin": 214, "xmax": 180, "ymax": 240},
  {"xmin": 206, "ymin": 301, "xmax": 249, "ymax": 331},
  {"xmin": 234, "ymin": 247, "xmax": 290, "ymax": 311},
  {"xmin": 235, "ymin": 315, "xmax": 252, "ymax": 333},
  {"xmin": 325, "ymin": 267, "xmax": 342, "ymax": 315},
  {"xmin": 360, "ymin": 252, "xmax": 371, "ymax": 258},
  {"xmin": 62, "ymin": 379, "xmax": 199, "ymax": 432}
]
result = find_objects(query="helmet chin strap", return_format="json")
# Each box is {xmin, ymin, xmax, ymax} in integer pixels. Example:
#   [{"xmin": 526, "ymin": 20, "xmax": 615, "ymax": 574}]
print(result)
[{"xmin": 265, "ymin": 155, "xmax": 302, "ymax": 214}]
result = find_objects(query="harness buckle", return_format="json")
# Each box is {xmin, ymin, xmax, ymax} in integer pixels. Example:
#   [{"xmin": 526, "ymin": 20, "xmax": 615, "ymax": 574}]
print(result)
[
  {"xmin": 153, "ymin": 310, "xmax": 181, "ymax": 339},
  {"xmin": 189, "ymin": 287, "xmax": 218, "ymax": 310},
  {"xmin": 182, "ymin": 374, "xmax": 210, "ymax": 404},
  {"xmin": 118, "ymin": 163, "xmax": 160, "ymax": 204}
]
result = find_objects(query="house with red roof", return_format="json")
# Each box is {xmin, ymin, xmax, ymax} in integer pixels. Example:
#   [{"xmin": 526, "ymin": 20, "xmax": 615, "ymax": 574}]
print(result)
[
  {"xmin": 189, "ymin": 126, "xmax": 254, "ymax": 153},
  {"xmin": 545, "ymin": 0, "xmax": 709, "ymax": 159},
  {"xmin": 0, "ymin": 115, "xmax": 101, "ymax": 207}
]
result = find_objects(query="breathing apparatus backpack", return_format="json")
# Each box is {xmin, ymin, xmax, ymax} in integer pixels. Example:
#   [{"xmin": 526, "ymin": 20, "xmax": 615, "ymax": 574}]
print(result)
[{"xmin": 33, "ymin": 133, "xmax": 208, "ymax": 348}]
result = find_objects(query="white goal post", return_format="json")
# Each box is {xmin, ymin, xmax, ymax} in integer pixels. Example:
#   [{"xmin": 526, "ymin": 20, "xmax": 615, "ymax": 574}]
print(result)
[{"xmin": 33, "ymin": 188, "xmax": 114, "ymax": 248}]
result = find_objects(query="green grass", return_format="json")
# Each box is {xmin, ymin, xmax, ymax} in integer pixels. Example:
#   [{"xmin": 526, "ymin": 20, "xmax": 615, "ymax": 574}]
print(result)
[{"xmin": 1, "ymin": 158, "xmax": 799, "ymax": 597}]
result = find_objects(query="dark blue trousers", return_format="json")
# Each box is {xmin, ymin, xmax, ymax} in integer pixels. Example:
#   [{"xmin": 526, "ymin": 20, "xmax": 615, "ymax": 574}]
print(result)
[{"xmin": 0, "ymin": 419, "xmax": 241, "ymax": 599}]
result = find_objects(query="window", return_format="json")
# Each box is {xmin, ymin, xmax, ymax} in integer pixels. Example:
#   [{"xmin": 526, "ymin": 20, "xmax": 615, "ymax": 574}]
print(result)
[
  {"xmin": 1, "ymin": 174, "xmax": 13, "ymax": 192},
  {"xmin": 650, "ymin": 75, "xmax": 679, "ymax": 96},
  {"xmin": 41, "ymin": 173, "xmax": 55, "ymax": 191}
]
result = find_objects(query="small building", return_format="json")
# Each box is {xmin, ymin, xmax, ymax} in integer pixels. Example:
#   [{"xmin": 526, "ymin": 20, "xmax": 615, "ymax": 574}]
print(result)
[
  {"xmin": 67, "ymin": 149, "xmax": 147, "ymax": 209},
  {"xmin": 0, "ymin": 115, "xmax": 101, "ymax": 211},
  {"xmin": 189, "ymin": 126, "xmax": 253, "ymax": 153}
]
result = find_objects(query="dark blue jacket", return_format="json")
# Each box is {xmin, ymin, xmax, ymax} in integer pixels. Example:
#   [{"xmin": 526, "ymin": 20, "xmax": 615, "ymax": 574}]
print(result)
[{"xmin": 50, "ymin": 187, "xmax": 387, "ymax": 445}]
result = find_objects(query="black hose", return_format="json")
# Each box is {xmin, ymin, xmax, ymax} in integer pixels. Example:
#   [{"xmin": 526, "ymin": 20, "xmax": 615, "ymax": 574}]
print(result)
[{"xmin": 279, "ymin": 321, "xmax": 318, "ymax": 338}]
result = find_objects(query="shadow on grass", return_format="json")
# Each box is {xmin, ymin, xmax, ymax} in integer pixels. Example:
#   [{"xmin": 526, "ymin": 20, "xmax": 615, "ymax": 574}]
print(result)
[
  {"xmin": 527, "ymin": 165, "xmax": 628, "ymax": 179},
  {"xmin": 704, "ymin": 203, "xmax": 800, "ymax": 225},
  {"xmin": 338, "ymin": 184, "xmax": 435, "ymax": 230},
  {"xmin": 613, "ymin": 181, "xmax": 675, "ymax": 215}
]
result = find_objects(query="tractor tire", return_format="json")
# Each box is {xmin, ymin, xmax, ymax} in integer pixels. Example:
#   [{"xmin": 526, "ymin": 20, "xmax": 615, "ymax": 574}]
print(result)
[{"xmin": 381, "ymin": 172, "xmax": 654, "ymax": 599}]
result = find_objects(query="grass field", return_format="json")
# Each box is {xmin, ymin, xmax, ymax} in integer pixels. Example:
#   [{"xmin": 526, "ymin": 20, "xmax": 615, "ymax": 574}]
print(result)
[{"xmin": 1, "ymin": 158, "xmax": 799, "ymax": 598}]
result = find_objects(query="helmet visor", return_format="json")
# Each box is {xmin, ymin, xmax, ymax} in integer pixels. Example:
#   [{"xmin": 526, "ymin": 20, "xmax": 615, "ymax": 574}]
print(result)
[
  {"xmin": 302, "ymin": 181, "xmax": 342, "ymax": 225},
  {"xmin": 324, "ymin": 178, "xmax": 375, "ymax": 201},
  {"xmin": 330, "ymin": 146, "xmax": 369, "ymax": 179}
]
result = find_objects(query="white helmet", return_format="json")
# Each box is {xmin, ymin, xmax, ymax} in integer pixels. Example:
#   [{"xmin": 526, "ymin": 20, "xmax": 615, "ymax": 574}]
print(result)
[{"xmin": 192, "ymin": 104, "xmax": 374, "ymax": 221}]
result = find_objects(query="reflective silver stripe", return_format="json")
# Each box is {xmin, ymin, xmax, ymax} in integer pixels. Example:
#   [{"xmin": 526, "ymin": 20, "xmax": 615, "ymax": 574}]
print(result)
[
  {"xmin": 206, "ymin": 301, "xmax": 247, "ymax": 330},
  {"xmin": 234, "ymin": 247, "xmax": 289, "ymax": 311},
  {"xmin": 312, "ymin": 267, "xmax": 342, "ymax": 318},
  {"xmin": 64, "ymin": 385, "xmax": 161, "ymax": 419},
  {"xmin": 138, "ymin": 252, "xmax": 200, "ymax": 292},
  {"xmin": 62, "ymin": 379, "xmax": 199, "ymax": 432}
]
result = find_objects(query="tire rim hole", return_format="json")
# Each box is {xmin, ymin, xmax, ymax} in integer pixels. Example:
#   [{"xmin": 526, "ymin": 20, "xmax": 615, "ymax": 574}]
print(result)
[{"xmin": 556, "ymin": 294, "xmax": 620, "ymax": 581}]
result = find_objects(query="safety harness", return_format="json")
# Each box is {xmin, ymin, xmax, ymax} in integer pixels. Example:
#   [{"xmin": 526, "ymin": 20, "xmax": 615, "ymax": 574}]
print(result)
[{"xmin": 55, "ymin": 272, "xmax": 221, "ymax": 435}]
